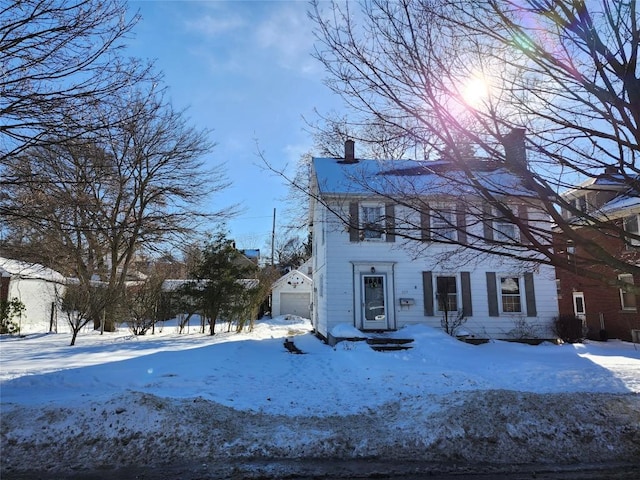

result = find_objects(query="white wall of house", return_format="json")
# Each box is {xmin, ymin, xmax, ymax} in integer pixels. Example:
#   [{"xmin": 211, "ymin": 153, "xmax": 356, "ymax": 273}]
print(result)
[{"xmin": 312, "ymin": 199, "xmax": 558, "ymax": 341}]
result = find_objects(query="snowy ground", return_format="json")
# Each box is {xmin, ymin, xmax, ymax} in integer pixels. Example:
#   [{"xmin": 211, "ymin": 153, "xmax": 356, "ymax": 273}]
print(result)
[{"xmin": 1, "ymin": 316, "xmax": 640, "ymax": 478}]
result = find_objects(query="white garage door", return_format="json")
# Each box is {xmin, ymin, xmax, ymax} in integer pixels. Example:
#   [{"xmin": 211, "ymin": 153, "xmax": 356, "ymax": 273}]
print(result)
[{"xmin": 280, "ymin": 292, "xmax": 311, "ymax": 318}]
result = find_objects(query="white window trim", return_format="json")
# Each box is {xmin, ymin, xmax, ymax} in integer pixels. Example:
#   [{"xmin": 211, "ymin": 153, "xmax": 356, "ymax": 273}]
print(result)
[
  {"xmin": 360, "ymin": 203, "xmax": 386, "ymax": 242},
  {"xmin": 618, "ymin": 273, "xmax": 637, "ymax": 311},
  {"xmin": 498, "ymin": 275, "xmax": 524, "ymax": 314}
]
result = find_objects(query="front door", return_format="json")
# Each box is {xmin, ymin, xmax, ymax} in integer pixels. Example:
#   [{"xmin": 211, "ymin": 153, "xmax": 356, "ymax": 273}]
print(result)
[
  {"xmin": 362, "ymin": 274, "xmax": 388, "ymax": 330},
  {"xmin": 572, "ymin": 291, "xmax": 586, "ymax": 320}
]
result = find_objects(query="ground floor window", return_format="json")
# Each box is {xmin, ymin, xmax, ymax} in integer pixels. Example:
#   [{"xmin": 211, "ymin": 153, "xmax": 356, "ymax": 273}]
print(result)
[
  {"xmin": 436, "ymin": 276, "xmax": 458, "ymax": 312},
  {"xmin": 500, "ymin": 276, "xmax": 522, "ymax": 313}
]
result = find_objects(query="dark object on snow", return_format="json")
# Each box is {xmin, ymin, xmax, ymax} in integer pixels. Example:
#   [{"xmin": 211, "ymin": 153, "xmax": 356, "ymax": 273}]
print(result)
[{"xmin": 284, "ymin": 337, "xmax": 304, "ymax": 354}]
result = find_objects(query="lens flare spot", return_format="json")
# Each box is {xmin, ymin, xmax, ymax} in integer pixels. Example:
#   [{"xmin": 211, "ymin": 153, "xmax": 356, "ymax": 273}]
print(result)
[{"xmin": 461, "ymin": 75, "xmax": 490, "ymax": 108}]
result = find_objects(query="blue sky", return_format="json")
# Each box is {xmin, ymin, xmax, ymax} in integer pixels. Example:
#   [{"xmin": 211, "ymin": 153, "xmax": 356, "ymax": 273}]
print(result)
[{"xmin": 126, "ymin": 0, "xmax": 342, "ymax": 251}]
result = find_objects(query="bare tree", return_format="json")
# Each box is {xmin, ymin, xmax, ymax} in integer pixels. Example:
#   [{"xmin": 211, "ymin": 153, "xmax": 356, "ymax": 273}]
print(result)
[
  {"xmin": 1, "ymin": 85, "xmax": 233, "ymax": 330},
  {"xmin": 125, "ymin": 273, "xmax": 165, "ymax": 336},
  {"xmin": 309, "ymin": 0, "xmax": 639, "ymax": 290},
  {"xmin": 0, "ymin": 0, "xmax": 153, "ymax": 165},
  {"xmin": 60, "ymin": 282, "xmax": 107, "ymax": 346},
  {"xmin": 273, "ymin": 235, "xmax": 310, "ymax": 270}
]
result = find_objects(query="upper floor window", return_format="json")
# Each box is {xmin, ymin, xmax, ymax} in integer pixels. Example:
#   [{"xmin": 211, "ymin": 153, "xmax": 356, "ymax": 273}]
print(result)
[
  {"xmin": 484, "ymin": 205, "xmax": 521, "ymax": 243},
  {"xmin": 431, "ymin": 210, "xmax": 456, "ymax": 241},
  {"xmin": 624, "ymin": 214, "xmax": 640, "ymax": 247},
  {"xmin": 618, "ymin": 274, "xmax": 637, "ymax": 311},
  {"xmin": 576, "ymin": 195, "xmax": 588, "ymax": 213},
  {"xmin": 500, "ymin": 276, "xmax": 522, "ymax": 313},
  {"xmin": 566, "ymin": 195, "xmax": 588, "ymax": 217},
  {"xmin": 349, "ymin": 201, "xmax": 395, "ymax": 243},
  {"xmin": 421, "ymin": 204, "xmax": 466, "ymax": 243},
  {"xmin": 494, "ymin": 218, "xmax": 517, "ymax": 242},
  {"xmin": 360, "ymin": 204, "xmax": 385, "ymax": 241}
]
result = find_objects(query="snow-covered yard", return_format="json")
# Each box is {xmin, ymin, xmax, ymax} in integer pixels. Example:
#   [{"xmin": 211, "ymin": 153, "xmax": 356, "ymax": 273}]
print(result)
[{"xmin": 1, "ymin": 316, "xmax": 639, "ymax": 478}]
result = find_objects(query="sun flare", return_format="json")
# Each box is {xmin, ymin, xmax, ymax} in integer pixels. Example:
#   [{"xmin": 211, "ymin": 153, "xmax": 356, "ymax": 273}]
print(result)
[{"xmin": 461, "ymin": 75, "xmax": 490, "ymax": 108}]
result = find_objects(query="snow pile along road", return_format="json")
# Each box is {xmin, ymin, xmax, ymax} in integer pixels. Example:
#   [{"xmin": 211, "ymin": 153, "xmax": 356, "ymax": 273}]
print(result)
[{"xmin": 1, "ymin": 317, "xmax": 639, "ymax": 477}]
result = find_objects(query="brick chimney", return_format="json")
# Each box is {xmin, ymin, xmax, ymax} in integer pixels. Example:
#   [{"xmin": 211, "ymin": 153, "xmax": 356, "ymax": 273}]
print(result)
[
  {"xmin": 503, "ymin": 128, "xmax": 527, "ymax": 171},
  {"xmin": 342, "ymin": 139, "xmax": 357, "ymax": 164}
]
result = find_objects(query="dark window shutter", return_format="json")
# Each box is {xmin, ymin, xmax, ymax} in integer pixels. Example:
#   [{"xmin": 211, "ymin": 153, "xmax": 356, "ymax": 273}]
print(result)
[
  {"xmin": 483, "ymin": 203, "xmax": 494, "ymax": 241},
  {"xmin": 456, "ymin": 202, "xmax": 467, "ymax": 244},
  {"xmin": 461, "ymin": 271, "xmax": 472, "ymax": 316},
  {"xmin": 423, "ymin": 271, "xmax": 434, "ymax": 316},
  {"xmin": 486, "ymin": 272, "xmax": 499, "ymax": 317},
  {"xmin": 524, "ymin": 272, "xmax": 537, "ymax": 317},
  {"xmin": 349, "ymin": 202, "xmax": 359, "ymax": 242},
  {"xmin": 385, "ymin": 203, "xmax": 396, "ymax": 243},
  {"xmin": 518, "ymin": 204, "xmax": 530, "ymax": 244},
  {"xmin": 421, "ymin": 210, "xmax": 431, "ymax": 241}
]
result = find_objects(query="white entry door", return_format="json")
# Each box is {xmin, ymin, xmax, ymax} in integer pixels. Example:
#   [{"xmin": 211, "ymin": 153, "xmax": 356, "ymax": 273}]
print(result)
[
  {"xmin": 361, "ymin": 274, "xmax": 388, "ymax": 330},
  {"xmin": 572, "ymin": 292, "xmax": 586, "ymax": 320}
]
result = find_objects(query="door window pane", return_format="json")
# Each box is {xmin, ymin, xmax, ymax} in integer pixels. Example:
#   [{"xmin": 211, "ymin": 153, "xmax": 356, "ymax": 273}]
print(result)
[{"xmin": 364, "ymin": 275, "xmax": 385, "ymax": 321}]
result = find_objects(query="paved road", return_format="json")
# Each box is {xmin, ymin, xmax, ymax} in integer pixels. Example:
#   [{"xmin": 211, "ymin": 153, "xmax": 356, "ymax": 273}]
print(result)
[{"xmin": 4, "ymin": 460, "xmax": 639, "ymax": 480}]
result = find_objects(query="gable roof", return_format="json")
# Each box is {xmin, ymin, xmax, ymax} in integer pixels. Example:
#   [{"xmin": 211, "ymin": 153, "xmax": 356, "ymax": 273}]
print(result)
[
  {"xmin": 0, "ymin": 257, "xmax": 66, "ymax": 283},
  {"xmin": 271, "ymin": 269, "xmax": 312, "ymax": 291},
  {"xmin": 561, "ymin": 169, "xmax": 639, "ymax": 219},
  {"xmin": 312, "ymin": 157, "xmax": 534, "ymax": 198}
]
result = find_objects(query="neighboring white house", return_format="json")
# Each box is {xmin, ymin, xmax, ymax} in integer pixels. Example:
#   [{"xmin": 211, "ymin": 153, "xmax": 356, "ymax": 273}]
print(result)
[
  {"xmin": 309, "ymin": 137, "xmax": 558, "ymax": 343},
  {"xmin": 271, "ymin": 269, "xmax": 312, "ymax": 319},
  {"xmin": 0, "ymin": 257, "xmax": 66, "ymax": 333}
]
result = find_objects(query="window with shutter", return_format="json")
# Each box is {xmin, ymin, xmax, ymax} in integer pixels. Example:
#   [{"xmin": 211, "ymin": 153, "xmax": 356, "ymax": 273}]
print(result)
[{"xmin": 624, "ymin": 214, "xmax": 640, "ymax": 247}]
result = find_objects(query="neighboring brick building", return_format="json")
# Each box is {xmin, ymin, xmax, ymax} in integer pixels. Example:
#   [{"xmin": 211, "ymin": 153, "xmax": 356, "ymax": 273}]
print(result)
[{"xmin": 556, "ymin": 169, "xmax": 640, "ymax": 342}]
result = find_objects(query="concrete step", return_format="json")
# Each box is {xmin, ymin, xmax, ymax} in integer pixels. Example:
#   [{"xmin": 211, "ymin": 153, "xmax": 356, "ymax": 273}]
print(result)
[{"xmin": 366, "ymin": 337, "xmax": 414, "ymax": 351}]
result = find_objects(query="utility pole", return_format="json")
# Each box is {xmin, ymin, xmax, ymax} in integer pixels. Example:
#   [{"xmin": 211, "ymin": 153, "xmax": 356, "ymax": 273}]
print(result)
[{"xmin": 271, "ymin": 208, "xmax": 276, "ymax": 266}]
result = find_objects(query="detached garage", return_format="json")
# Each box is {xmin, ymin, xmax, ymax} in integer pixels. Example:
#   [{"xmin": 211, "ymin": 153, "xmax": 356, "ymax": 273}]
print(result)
[
  {"xmin": 271, "ymin": 269, "xmax": 312, "ymax": 319},
  {"xmin": 0, "ymin": 257, "xmax": 66, "ymax": 333}
]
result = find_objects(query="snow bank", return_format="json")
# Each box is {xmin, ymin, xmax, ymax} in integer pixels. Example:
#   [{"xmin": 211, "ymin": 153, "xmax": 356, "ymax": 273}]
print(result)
[{"xmin": 2, "ymin": 317, "xmax": 640, "ymax": 476}]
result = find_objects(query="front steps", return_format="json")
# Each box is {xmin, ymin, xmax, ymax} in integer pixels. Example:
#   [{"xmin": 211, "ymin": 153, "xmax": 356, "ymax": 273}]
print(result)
[
  {"xmin": 366, "ymin": 337, "xmax": 414, "ymax": 351},
  {"xmin": 327, "ymin": 331, "xmax": 414, "ymax": 351}
]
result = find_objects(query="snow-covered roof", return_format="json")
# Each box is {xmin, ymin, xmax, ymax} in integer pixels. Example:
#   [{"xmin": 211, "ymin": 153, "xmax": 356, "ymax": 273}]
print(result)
[
  {"xmin": 0, "ymin": 257, "xmax": 65, "ymax": 283},
  {"xmin": 562, "ymin": 173, "xmax": 636, "ymax": 197},
  {"xmin": 312, "ymin": 157, "xmax": 534, "ymax": 198},
  {"xmin": 162, "ymin": 278, "xmax": 259, "ymax": 292},
  {"xmin": 600, "ymin": 192, "xmax": 640, "ymax": 216}
]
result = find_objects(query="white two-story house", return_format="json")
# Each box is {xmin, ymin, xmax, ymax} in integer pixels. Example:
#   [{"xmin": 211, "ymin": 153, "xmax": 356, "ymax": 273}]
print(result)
[{"xmin": 309, "ymin": 137, "xmax": 558, "ymax": 343}]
